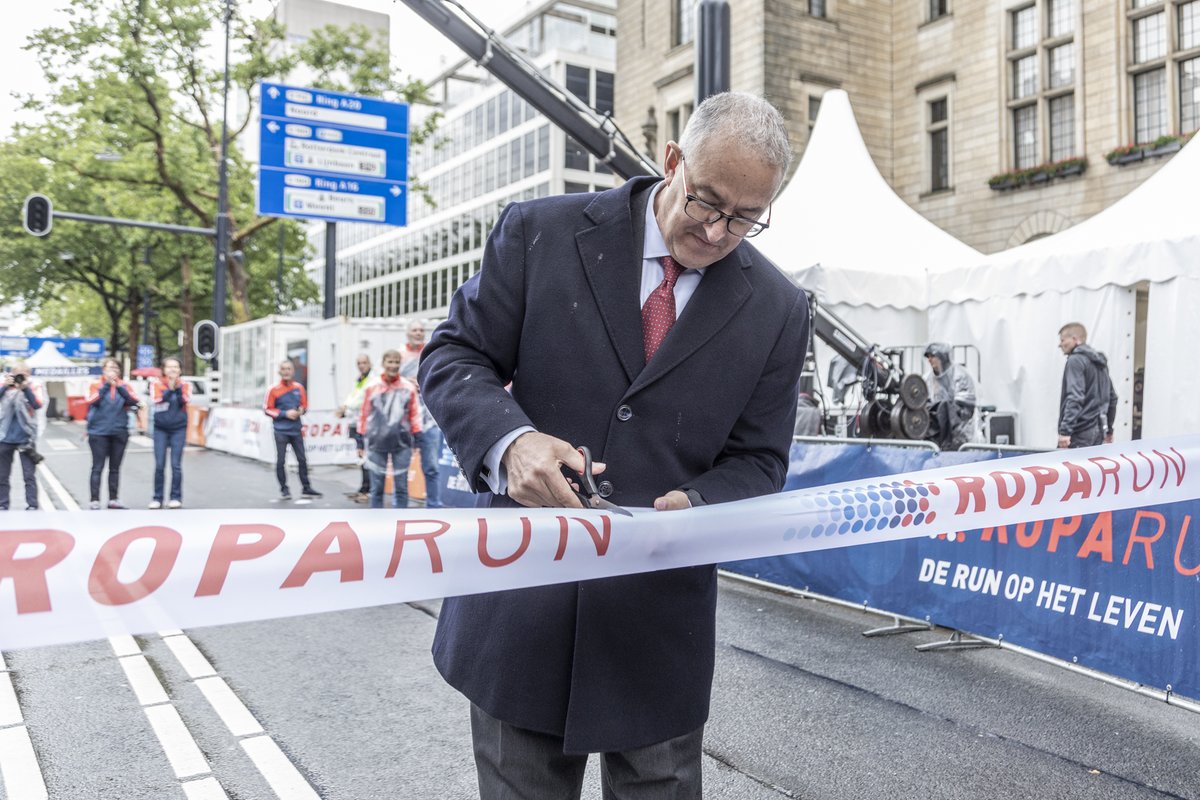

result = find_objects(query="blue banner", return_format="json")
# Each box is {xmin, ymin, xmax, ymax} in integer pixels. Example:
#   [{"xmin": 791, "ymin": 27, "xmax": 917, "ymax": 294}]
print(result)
[{"xmin": 724, "ymin": 442, "xmax": 1200, "ymax": 702}]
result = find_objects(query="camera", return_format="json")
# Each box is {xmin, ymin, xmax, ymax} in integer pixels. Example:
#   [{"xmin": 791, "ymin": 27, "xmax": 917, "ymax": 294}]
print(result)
[
  {"xmin": 18, "ymin": 444, "xmax": 44, "ymax": 465},
  {"xmin": 12, "ymin": 373, "xmax": 25, "ymax": 385}
]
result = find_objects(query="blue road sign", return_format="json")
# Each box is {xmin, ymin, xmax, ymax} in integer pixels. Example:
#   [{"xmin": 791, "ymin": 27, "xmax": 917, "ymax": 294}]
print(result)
[
  {"xmin": 257, "ymin": 81, "xmax": 408, "ymax": 227},
  {"xmin": 0, "ymin": 336, "xmax": 106, "ymax": 359},
  {"xmin": 258, "ymin": 171, "xmax": 408, "ymax": 226},
  {"xmin": 259, "ymin": 117, "xmax": 408, "ymax": 182},
  {"xmin": 136, "ymin": 344, "xmax": 155, "ymax": 370}
]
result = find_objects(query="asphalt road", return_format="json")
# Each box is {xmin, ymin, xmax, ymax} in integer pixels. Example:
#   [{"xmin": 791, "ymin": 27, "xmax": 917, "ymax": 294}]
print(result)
[{"xmin": 0, "ymin": 419, "xmax": 1197, "ymax": 799}]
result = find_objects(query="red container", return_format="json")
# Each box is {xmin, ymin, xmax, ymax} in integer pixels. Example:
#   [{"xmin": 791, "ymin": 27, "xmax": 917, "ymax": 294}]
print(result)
[{"xmin": 67, "ymin": 396, "xmax": 90, "ymax": 421}]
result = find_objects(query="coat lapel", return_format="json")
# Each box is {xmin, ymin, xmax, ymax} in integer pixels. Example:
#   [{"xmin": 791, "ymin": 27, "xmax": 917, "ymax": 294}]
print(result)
[
  {"xmin": 576, "ymin": 179, "xmax": 658, "ymax": 384},
  {"xmin": 629, "ymin": 245, "xmax": 753, "ymax": 394}
]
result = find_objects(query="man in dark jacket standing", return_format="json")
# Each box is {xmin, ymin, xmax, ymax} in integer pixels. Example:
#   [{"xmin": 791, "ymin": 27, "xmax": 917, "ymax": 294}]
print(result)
[
  {"xmin": 1057, "ymin": 322, "xmax": 1117, "ymax": 448},
  {"xmin": 419, "ymin": 92, "xmax": 808, "ymax": 798},
  {"xmin": 263, "ymin": 359, "xmax": 321, "ymax": 501}
]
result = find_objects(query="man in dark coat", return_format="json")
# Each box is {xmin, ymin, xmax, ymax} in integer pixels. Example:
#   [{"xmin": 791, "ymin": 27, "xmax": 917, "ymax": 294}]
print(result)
[
  {"xmin": 1057, "ymin": 322, "xmax": 1118, "ymax": 448},
  {"xmin": 419, "ymin": 92, "xmax": 809, "ymax": 798}
]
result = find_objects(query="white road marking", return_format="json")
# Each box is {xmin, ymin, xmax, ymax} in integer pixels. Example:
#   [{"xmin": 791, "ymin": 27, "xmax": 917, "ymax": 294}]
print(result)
[
  {"xmin": 43, "ymin": 439, "xmax": 77, "ymax": 451},
  {"xmin": 109, "ymin": 634, "xmax": 140, "ymax": 657},
  {"xmin": 182, "ymin": 776, "xmax": 231, "ymax": 800},
  {"xmin": 195, "ymin": 677, "xmax": 264, "ymax": 738},
  {"xmin": 117, "ymin": 655, "xmax": 170, "ymax": 707},
  {"xmin": 162, "ymin": 634, "xmax": 217, "ymax": 679},
  {"xmin": 240, "ymin": 736, "xmax": 321, "ymax": 800},
  {"xmin": 35, "ymin": 462, "xmax": 76, "ymax": 511},
  {"xmin": 0, "ymin": 726, "xmax": 48, "ymax": 800},
  {"xmin": 0, "ymin": 672, "xmax": 22, "ymax": 728},
  {"xmin": 144, "ymin": 704, "xmax": 212, "ymax": 779}
]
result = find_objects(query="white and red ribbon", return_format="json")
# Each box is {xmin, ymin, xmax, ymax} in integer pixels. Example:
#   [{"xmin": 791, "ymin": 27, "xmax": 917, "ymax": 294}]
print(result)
[{"xmin": 1, "ymin": 437, "xmax": 1196, "ymax": 650}]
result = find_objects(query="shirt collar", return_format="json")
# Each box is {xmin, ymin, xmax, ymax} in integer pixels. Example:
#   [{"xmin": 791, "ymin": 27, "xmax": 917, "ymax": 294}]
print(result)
[{"xmin": 642, "ymin": 182, "xmax": 670, "ymax": 262}]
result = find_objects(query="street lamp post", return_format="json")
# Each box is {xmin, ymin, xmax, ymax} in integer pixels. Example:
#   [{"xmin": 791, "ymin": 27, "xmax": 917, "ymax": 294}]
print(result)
[{"xmin": 213, "ymin": 0, "xmax": 234, "ymax": 334}]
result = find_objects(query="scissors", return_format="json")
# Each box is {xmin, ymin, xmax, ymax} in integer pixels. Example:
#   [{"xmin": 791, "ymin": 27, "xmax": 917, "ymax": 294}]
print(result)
[{"xmin": 563, "ymin": 446, "xmax": 632, "ymax": 516}]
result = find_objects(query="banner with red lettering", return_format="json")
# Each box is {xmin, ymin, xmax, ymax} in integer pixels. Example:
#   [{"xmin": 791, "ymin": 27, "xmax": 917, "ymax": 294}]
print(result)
[
  {"xmin": 203, "ymin": 407, "xmax": 357, "ymax": 465},
  {"xmin": 2, "ymin": 438, "xmax": 1197, "ymax": 676}
]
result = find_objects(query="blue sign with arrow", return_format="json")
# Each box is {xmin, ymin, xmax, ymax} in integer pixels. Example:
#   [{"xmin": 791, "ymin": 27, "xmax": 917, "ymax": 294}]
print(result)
[{"xmin": 257, "ymin": 81, "xmax": 408, "ymax": 226}]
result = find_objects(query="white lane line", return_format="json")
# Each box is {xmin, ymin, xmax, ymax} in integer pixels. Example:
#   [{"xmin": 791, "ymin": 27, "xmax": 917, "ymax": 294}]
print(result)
[
  {"xmin": 240, "ymin": 736, "xmax": 320, "ymax": 800},
  {"xmin": 118, "ymin": 655, "xmax": 170, "ymax": 707},
  {"xmin": 107, "ymin": 638, "xmax": 230, "ymax": 794},
  {"xmin": 162, "ymin": 635, "xmax": 217, "ymax": 679},
  {"xmin": 0, "ymin": 672, "xmax": 23, "ymax": 727},
  {"xmin": 0, "ymin": 726, "xmax": 48, "ymax": 800},
  {"xmin": 44, "ymin": 439, "xmax": 77, "ymax": 451},
  {"xmin": 36, "ymin": 462, "xmax": 77, "ymax": 510},
  {"xmin": 109, "ymin": 634, "xmax": 140, "ymax": 658},
  {"xmin": 144, "ymin": 704, "xmax": 211, "ymax": 780},
  {"xmin": 182, "ymin": 776, "xmax": 230, "ymax": 800},
  {"xmin": 194, "ymin": 678, "xmax": 263, "ymax": 738}
]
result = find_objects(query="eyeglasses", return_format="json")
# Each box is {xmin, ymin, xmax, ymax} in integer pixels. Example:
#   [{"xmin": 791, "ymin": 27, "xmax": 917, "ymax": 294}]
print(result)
[{"xmin": 678, "ymin": 158, "xmax": 771, "ymax": 238}]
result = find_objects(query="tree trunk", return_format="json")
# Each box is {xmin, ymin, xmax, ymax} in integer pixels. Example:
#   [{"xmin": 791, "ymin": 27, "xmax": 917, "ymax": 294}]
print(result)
[
  {"xmin": 180, "ymin": 253, "xmax": 195, "ymax": 375},
  {"xmin": 127, "ymin": 286, "xmax": 141, "ymax": 374},
  {"xmin": 229, "ymin": 252, "xmax": 251, "ymax": 324}
]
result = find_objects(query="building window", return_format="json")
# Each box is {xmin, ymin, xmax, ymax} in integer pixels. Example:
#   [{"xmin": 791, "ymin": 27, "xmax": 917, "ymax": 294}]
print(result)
[
  {"xmin": 1133, "ymin": 11, "xmax": 1167, "ymax": 62},
  {"xmin": 929, "ymin": 0, "xmax": 949, "ymax": 20},
  {"xmin": 928, "ymin": 98, "xmax": 949, "ymax": 191},
  {"xmin": 674, "ymin": 0, "xmax": 697, "ymax": 46},
  {"xmin": 1182, "ymin": 57, "xmax": 1200, "ymax": 132},
  {"xmin": 595, "ymin": 70, "xmax": 614, "ymax": 116},
  {"xmin": 1126, "ymin": 1, "xmax": 1198, "ymax": 142},
  {"xmin": 1183, "ymin": 1, "xmax": 1199, "ymax": 49},
  {"xmin": 1047, "ymin": 0, "xmax": 1076, "ymax": 37},
  {"xmin": 566, "ymin": 64, "xmax": 590, "ymax": 103},
  {"xmin": 1049, "ymin": 94, "xmax": 1076, "ymax": 159},
  {"xmin": 1014, "ymin": 105, "xmax": 1039, "ymax": 168},
  {"xmin": 809, "ymin": 0, "xmax": 827, "ymax": 17},
  {"xmin": 808, "ymin": 95, "xmax": 822, "ymax": 128},
  {"xmin": 1006, "ymin": 2, "xmax": 1078, "ymax": 168},
  {"xmin": 1134, "ymin": 69, "xmax": 1169, "ymax": 141}
]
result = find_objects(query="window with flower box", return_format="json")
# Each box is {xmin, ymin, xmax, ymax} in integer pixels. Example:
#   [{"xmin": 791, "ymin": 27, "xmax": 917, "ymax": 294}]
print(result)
[
  {"xmin": 1005, "ymin": 0, "xmax": 1080, "ymax": 170},
  {"xmin": 1126, "ymin": 1, "xmax": 1200, "ymax": 145}
]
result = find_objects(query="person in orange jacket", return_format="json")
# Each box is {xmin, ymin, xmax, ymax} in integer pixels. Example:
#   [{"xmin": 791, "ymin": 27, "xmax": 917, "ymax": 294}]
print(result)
[{"xmin": 358, "ymin": 349, "xmax": 421, "ymax": 508}]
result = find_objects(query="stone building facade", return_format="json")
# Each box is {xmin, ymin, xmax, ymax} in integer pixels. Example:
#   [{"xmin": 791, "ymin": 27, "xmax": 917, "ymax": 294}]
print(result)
[{"xmin": 616, "ymin": 0, "xmax": 1198, "ymax": 253}]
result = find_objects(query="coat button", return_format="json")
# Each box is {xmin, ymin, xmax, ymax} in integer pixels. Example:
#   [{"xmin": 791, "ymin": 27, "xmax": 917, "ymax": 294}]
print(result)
[
  {"xmin": 597, "ymin": 480, "xmax": 614, "ymax": 497},
  {"xmin": 616, "ymin": 405, "xmax": 633, "ymax": 421}
]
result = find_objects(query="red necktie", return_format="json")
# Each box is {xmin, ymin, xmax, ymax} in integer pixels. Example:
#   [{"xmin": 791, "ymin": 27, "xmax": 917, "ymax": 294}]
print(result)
[{"xmin": 642, "ymin": 255, "xmax": 685, "ymax": 362}]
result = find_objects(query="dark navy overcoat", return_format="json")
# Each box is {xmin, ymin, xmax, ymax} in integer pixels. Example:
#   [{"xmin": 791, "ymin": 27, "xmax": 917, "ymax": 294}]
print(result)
[{"xmin": 419, "ymin": 176, "xmax": 810, "ymax": 753}]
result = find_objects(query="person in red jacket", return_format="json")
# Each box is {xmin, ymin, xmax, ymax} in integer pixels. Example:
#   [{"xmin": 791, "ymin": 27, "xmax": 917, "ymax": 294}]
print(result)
[
  {"xmin": 263, "ymin": 359, "xmax": 321, "ymax": 501},
  {"xmin": 358, "ymin": 349, "xmax": 421, "ymax": 508}
]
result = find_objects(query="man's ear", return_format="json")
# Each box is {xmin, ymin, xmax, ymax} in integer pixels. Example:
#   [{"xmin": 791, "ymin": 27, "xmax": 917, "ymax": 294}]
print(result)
[{"xmin": 663, "ymin": 142, "xmax": 681, "ymax": 180}]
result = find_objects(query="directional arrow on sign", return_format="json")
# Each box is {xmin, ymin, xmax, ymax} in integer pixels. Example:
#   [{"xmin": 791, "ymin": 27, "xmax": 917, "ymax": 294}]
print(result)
[
  {"xmin": 267, "ymin": 120, "xmax": 280, "ymax": 134},
  {"xmin": 390, "ymin": 185, "xmax": 402, "ymax": 197},
  {"xmin": 267, "ymin": 85, "xmax": 280, "ymax": 99}
]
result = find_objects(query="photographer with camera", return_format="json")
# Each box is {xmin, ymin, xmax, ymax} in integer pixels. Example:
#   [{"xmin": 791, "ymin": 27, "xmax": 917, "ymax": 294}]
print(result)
[{"xmin": 0, "ymin": 362, "xmax": 44, "ymax": 510}]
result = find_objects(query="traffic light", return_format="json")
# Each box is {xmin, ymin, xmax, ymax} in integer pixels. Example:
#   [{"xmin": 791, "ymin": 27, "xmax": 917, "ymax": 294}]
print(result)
[
  {"xmin": 22, "ymin": 194, "xmax": 53, "ymax": 237},
  {"xmin": 193, "ymin": 319, "xmax": 220, "ymax": 361}
]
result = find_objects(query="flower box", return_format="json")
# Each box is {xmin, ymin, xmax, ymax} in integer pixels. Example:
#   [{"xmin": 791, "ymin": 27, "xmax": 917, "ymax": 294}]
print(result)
[{"xmin": 1148, "ymin": 140, "xmax": 1182, "ymax": 157}]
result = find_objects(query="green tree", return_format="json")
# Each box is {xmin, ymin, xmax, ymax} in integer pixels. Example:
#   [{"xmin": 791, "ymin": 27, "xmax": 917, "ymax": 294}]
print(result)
[{"xmin": 1, "ymin": 0, "xmax": 436, "ymax": 358}]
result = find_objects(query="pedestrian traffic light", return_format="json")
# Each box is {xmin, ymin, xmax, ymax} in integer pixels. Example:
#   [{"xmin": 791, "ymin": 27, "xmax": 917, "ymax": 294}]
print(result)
[
  {"xmin": 22, "ymin": 194, "xmax": 53, "ymax": 237},
  {"xmin": 194, "ymin": 319, "xmax": 220, "ymax": 361}
]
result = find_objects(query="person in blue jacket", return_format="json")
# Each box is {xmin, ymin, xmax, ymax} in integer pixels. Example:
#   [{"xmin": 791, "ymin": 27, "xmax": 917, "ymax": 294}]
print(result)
[
  {"xmin": 0, "ymin": 362, "xmax": 44, "ymax": 510},
  {"xmin": 148, "ymin": 356, "xmax": 191, "ymax": 509},
  {"xmin": 86, "ymin": 357, "xmax": 142, "ymax": 510}
]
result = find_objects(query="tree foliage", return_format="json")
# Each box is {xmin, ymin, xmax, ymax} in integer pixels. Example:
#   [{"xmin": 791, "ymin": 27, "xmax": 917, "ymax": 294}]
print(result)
[{"xmin": 0, "ymin": 0, "xmax": 437, "ymax": 365}]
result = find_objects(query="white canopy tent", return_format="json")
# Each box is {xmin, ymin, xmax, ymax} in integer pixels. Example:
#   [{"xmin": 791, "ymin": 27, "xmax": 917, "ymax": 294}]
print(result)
[
  {"xmin": 928, "ymin": 136, "xmax": 1200, "ymax": 447},
  {"xmin": 753, "ymin": 90, "xmax": 981, "ymax": 389}
]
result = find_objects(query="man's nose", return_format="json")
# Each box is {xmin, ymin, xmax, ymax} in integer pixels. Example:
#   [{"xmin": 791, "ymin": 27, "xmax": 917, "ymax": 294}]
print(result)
[{"xmin": 702, "ymin": 219, "xmax": 727, "ymax": 244}]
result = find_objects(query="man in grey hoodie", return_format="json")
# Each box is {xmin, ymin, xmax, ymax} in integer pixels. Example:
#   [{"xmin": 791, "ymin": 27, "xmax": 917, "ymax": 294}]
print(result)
[{"xmin": 1057, "ymin": 322, "xmax": 1117, "ymax": 448}]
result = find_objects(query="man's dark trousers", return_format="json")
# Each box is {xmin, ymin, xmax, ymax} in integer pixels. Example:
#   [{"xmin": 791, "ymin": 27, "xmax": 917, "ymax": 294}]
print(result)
[
  {"xmin": 89, "ymin": 433, "xmax": 128, "ymax": 503},
  {"xmin": 0, "ymin": 443, "xmax": 38, "ymax": 509},
  {"xmin": 274, "ymin": 431, "xmax": 312, "ymax": 493},
  {"xmin": 470, "ymin": 705, "xmax": 702, "ymax": 800}
]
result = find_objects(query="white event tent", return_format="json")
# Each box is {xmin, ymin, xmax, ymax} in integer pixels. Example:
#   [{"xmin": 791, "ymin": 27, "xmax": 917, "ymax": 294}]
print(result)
[
  {"xmin": 928, "ymin": 136, "xmax": 1200, "ymax": 448},
  {"xmin": 753, "ymin": 90, "xmax": 981, "ymax": 385}
]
